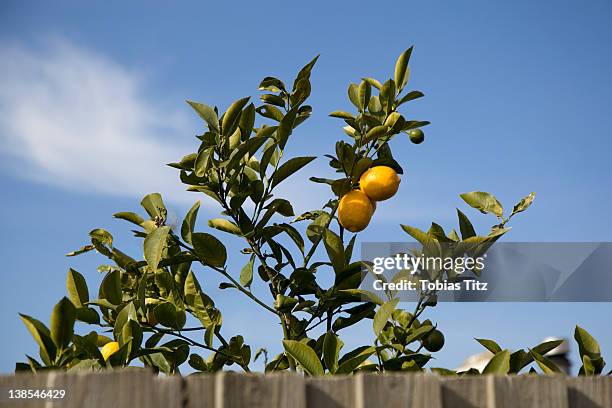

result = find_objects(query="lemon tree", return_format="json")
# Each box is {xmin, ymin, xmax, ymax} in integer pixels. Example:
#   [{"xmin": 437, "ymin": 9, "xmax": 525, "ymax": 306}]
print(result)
[{"xmin": 16, "ymin": 47, "xmax": 604, "ymax": 377}]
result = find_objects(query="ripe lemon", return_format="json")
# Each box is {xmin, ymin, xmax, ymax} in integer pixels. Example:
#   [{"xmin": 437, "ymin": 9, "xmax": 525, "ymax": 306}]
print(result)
[
  {"xmin": 359, "ymin": 166, "xmax": 401, "ymax": 201},
  {"xmin": 338, "ymin": 190, "xmax": 375, "ymax": 232},
  {"xmin": 100, "ymin": 341, "xmax": 120, "ymax": 361},
  {"xmin": 422, "ymin": 329, "xmax": 445, "ymax": 352}
]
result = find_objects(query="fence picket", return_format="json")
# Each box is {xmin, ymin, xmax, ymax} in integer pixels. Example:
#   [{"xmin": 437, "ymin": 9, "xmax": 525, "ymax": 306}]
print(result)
[{"xmin": 2, "ymin": 371, "xmax": 612, "ymax": 408}]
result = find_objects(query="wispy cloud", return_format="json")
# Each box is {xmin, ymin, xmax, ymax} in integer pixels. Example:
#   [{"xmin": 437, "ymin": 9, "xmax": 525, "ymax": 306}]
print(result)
[
  {"xmin": 0, "ymin": 39, "xmax": 195, "ymax": 204},
  {"xmin": 0, "ymin": 39, "xmax": 445, "ymax": 225}
]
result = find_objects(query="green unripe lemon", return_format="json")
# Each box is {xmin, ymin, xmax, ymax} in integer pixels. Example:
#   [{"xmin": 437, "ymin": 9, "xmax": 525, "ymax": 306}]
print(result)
[
  {"xmin": 422, "ymin": 329, "xmax": 444, "ymax": 352},
  {"xmin": 408, "ymin": 128, "xmax": 425, "ymax": 144}
]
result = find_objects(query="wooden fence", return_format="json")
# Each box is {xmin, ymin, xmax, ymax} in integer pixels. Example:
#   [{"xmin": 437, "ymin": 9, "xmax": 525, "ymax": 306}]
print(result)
[{"xmin": 1, "ymin": 370, "xmax": 611, "ymax": 408}]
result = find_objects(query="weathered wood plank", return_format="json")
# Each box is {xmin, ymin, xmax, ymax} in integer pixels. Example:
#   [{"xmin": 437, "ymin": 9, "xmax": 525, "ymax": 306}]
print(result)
[
  {"xmin": 0, "ymin": 372, "xmax": 50, "ymax": 408},
  {"xmin": 0, "ymin": 370, "xmax": 182, "ymax": 408},
  {"xmin": 491, "ymin": 375, "xmax": 568, "ymax": 408},
  {"xmin": 306, "ymin": 376, "xmax": 355, "ymax": 408},
  {"xmin": 215, "ymin": 372, "xmax": 305, "ymax": 408},
  {"xmin": 567, "ymin": 376, "xmax": 612, "ymax": 408},
  {"xmin": 185, "ymin": 373, "xmax": 215, "ymax": 408},
  {"xmin": 441, "ymin": 376, "xmax": 492, "ymax": 408},
  {"xmin": 356, "ymin": 373, "xmax": 442, "ymax": 408}
]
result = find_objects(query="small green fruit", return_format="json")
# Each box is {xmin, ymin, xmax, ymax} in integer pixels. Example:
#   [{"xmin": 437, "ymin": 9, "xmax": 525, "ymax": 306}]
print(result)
[
  {"xmin": 408, "ymin": 128, "xmax": 425, "ymax": 144},
  {"xmin": 422, "ymin": 329, "xmax": 444, "ymax": 352}
]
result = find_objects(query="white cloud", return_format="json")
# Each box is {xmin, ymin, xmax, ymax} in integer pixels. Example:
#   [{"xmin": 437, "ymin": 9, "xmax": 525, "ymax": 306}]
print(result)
[
  {"xmin": 0, "ymin": 39, "xmax": 195, "ymax": 204},
  {"xmin": 0, "ymin": 39, "xmax": 445, "ymax": 224}
]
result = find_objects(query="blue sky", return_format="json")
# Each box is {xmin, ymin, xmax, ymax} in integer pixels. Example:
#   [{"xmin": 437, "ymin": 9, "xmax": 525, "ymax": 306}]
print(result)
[{"xmin": 1, "ymin": 0, "xmax": 611, "ymax": 374}]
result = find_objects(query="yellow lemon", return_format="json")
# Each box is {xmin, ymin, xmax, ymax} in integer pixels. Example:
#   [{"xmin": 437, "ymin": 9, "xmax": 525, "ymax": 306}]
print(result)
[
  {"xmin": 338, "ymin": 190, "xmax": 375, "ymax": 232},
  {"xmin": 359, "ymin": 166, "xmax": 401, "ymax": 201},
  {"xmin": 100, "ymin": 341, "xmax": 120, "ymax": 361}
]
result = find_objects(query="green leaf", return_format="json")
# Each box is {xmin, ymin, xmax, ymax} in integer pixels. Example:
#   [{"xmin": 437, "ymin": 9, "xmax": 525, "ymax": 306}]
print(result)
[
  {"xmin": 19, "ymin": 314, "xmax": 56, "ymax": 361},
  {"xmin": 187, "ymin": 100, "xmax": 219, "ymax": 133},
  {"xmin": 121, "ymin": 319, "xmax": 143, "ymax": 358},
  {"xmin": 208, "ymin": 218, "xmax": 242, "ymax": 236},
  {"xmin": 475, "ymin": 338, "xmax": 502, "ymax": 354},
  {"xmin": 323, "ymin": 229, "xmax": 345, "ymax": 274},
  {"xmin": 460, "ymin": 192, "xmax": 504, "ymax": 218},
  {"xmin": 144, "ymin": 226, "xmax": 170, "ymax": 271},
  {"xmin": 396, "ymin": 91, "xmax": 424, "ymax": 106},
  {"xmin": 66, "ymin": 268, "xmax": 89, "ymax": 307},
  {"xmin": 270, "ymin": 156, "xmax": 316, "ymax": 189},
  {"xmin": 329, "ymin": 111, "xmax": 355, "ymax": 120},
  {"xmin": 227, "ymin": 135, "xmax": 270, "ymax": 172},
  {"xmin": 184, "ymin": 271, "xmax": 219, "ymax": 328},
  {"xmin": 192, "ymin": 233, "xmax": 227, "ymax": 267},
  {"xmin": 394, "ymin": 46, "xmax": 413, "ymax": 91},
  {"xmin": 404, "ymin": 325, "xmax": 435, "ymax": 345},
  {"xmin": 362, "ymin": 77, "xmax": 383, "ymax": 90},
  {"xmin": 181, "ymin": 201, "xmax": 201, "ymax": 245},
  {"xmin": 140, "ymin": 193, "xmax": 166, "ymax": 219},
  {"xmin": 50, "ymin": 297, "xmax": 76, "ymax": 350},
  {"xmin": 512, "ymin": 192, "xmax": 536, "ymax": 216},
  {"xmin": 347, "ymin": 83, "xmax": 360, "ymax": 109},
  {"xmin": 76, "ymin": 307, "xmax": 99, "ymax": 324},
  {"xmin": 379, "ymin": 79, "xmax": 396, "ymax": 115},
  {"xmin": 282, "ymin": 340, "xmax": 323, "ymax": 376},
  {"xmin": 154, "ymin": 302, "xmax": 184, "ymax": 330},
  {"xmin": 364, "ymin": 125, "xmax": 389, "ymax": 144},
  {"xmin": 457, "ymin": 209, "xmax": 476, "ymax": 239},
  {"xmin": 373, "ymin": 299, "xmax": 399, "ymax": 338},
  {"xmin": 194, "ymin": 147, "xmax": 214, "ymax": 177},
  {"xmin": 358, "ymin": 80, "xmax": 371, "ymax": 111},
  {"xmin": 323, "ymin": 331, "xmax": 343, "ymax": 373},
  {"xmin": 259, "ymin": 76, "xmax": 286, "ymax": 92},
  {"xmin": 529, "ymin": 349, "xmax": 562, "ymax": 374},
  {"xmin": 336, "ymin": 346, "xmax": 376, "ymax": 374},
  {"xmin": 239, "ymin": 255, "xmax": 255, "ymax": 288},
  {"xmin": 113, "ymin": 212, "xmax": 145, "ymax": 227},
  {"xmin": 222, "ymin": 97, "xmax": 250, "ymax": 136},
  {"xmin": 532, "ymin": 339, "xmax": 564, "ymax": 356},
  {"xmin": 582, "ymin": 355, "xmax": 595, "ymax": 376},
  {"xmin": 239, "ymin": 103, "xmax": 256, "ymax": 137},
  {"xmin": 482, "ymin": 349, "xmax": 510, "ymax": 374},
  {"xmin": 574, "ymin": 325, "xmax": 601, "ymax": 360},
  {"xmin": 99, "ymin": 269, "xmax": 122, "ymax": 305}
]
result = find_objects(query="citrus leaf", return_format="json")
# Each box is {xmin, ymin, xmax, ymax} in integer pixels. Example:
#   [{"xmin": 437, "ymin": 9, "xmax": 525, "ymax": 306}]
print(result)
[
  {"xmin": 239, "ymin": 254, "xmax": 255, "ymax": 288},
  {"xmin": 475, "ymin": 338, "xmax": 502, "ymax": 354},
  {"xmin": 511, "ymin": 192, "xmax": 536, "ymax": 216},
  {"xmin": 192, "ymin": 233, "xmax": 227, "ymax": 267},
  {"xmin": 373, "ymin": 298, "xmax": 399, "ymax": 338},
  {"xmin": 99, "ymin": 269, "xmax": 122, "ymax": 305},
  {"xmin": 181, "ymin": 201, "xmax": 201, "ymax": 245},
  {"xmin": 574, "ymin": 325, "xmax": 601, "ymax": 360},
  {"xmin": 187, "ymin": 100, "xmax": 219, "ymax": 133},
  {"xmin": 457, "ymin": 209, "xmax": 476, "ymax": 239},
  {"xmin": 194, "ymin": 147, "xmax": 214, "ymax": 177},
  {"xmin": 144, "ymin": 226, "xmax": 170, "ymax": 271},
  {"xmin": 270, "ymin": 156, "xmax": 316, "ymax": 189},
  {"xmin": 208, "ymin": 218, "xmax": 242, "ymax": 236},
  {"xmin": 482, "ymin": 349, "xmax": 510, "ymax": 374},
  {"xmin": 222, "ymin": 97, "xmax": 250, "ymax": 136},
  {"xmin": 394, "ymin": 47, "xmax": 413, "ymax": 91},
  {"xmin": 323, "ymin": 229, "xmax": 345, "ymax": 274},
  {"xmin": 140, "ymin": 193, "xmax": 166, "ymax": 219},
  {"xmin": 66, "ymin": 268, "xmax": 89, "ymax": 307},
  {"xmin": 282, "ymin": 340, "xmax": 323, "ymax": 376},
  {"xmin": 323, "ymin": 331, "xmax": 343, "ymax": 374},
  {"xmin": 460, "ymin": 191, "xmax": 503, "ymax": 218},
  {"xmin": 529, "ymin": 349, "xmax": 562, "ymax": 374},
  {"xmin": 50, "ymin": 297, "xmax": 76, "ymax": 350},
  {"xmin": 19, "ymin": 314, "xmax": 56, "ymax": 361}
]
